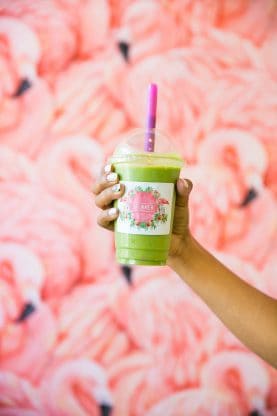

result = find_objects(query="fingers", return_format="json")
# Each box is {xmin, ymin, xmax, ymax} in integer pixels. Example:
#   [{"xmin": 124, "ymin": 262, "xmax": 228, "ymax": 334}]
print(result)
[
  {"xmin": 175, "ymin": 178, "xmax": 193, "ymax": 208},
  {"xmin": 93, "ymin": 163, "xmax": 125, "ymax": 231},
  {"xmin": 95, "ymin": 182, "xmax": 125, "ymax": 209},
  {"xmin": 97, "ymin": 207, "xmax": 119, "ymax": 231},
  {"xmin": 91, "ymin": 164, "xmax": 119, "ymax": 196}
]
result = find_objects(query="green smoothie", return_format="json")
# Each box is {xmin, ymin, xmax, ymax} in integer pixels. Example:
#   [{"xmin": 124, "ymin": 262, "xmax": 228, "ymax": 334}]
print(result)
[
  {"xmin": 112, "ymin": 156, "xmax": 182, "ymax": 265},
  {"xmin": 110, "ymin": 127, "xmax": 183, "ymax": 266}
]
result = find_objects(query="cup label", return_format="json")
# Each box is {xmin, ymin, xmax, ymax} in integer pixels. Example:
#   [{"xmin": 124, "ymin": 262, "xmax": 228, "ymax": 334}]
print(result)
[{"xmin": 116, "ymin": 181, "xmax": 174, "ymax": 235}]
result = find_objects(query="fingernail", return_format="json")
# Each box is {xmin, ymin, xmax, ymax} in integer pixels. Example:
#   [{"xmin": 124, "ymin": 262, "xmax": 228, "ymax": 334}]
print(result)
[
  {"xmin": 107, "ymin": 172, "xmax": 117, "ymax": 182},
  {"xmin": 112, "ymin": 183, "xmax": 121, "ymax": 193},
  {"xmin": 181, "ymin": 178, "xmax": 189, "ymax": 188},
  {"xmin": 108, "ymin": 207, "xmax": 117, "ymax": 216},
  {"xmin": 104, "ymin": 164, "xmax": 112, "ymax": 174}
]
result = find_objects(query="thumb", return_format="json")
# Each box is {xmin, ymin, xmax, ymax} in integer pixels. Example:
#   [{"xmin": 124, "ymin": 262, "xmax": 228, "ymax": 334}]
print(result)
[{"xmin": 176, "ymin": 178, "xmax": 193, "ymax": 208}]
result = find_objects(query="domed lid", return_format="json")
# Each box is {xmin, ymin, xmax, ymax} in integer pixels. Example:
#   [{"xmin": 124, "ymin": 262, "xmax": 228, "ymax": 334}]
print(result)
[{"xmin": 111, "ymin": 129, "xmax": 183, "ymax": 167}]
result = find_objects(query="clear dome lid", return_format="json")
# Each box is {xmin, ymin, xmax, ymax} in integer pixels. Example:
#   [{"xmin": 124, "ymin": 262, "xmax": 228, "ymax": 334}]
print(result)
[{"xmin": 110, "ymin": 129, "xmax": 183, "ymax": 167}]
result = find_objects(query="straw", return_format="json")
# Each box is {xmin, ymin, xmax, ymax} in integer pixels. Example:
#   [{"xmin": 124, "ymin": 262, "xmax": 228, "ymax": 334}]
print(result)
[{"xmin": 144, "ymin": 83, "xmax": 158, "ymax": 152}]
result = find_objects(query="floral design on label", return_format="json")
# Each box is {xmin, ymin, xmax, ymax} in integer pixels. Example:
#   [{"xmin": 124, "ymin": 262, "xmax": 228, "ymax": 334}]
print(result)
[
  {"xmin": 116, "ymin": 181, "xmax": 174, "ymax": 235},
  {"xmin": 120, "ymin": 185, "xmax": 169, "ymax": 230}
]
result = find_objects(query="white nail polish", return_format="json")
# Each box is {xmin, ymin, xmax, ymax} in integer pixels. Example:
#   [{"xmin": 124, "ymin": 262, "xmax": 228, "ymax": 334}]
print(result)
[
  {"xmin": 112, "ymin": 183, "xmax": 121, "ymax": 193},
  {"xmin": 107, "ymin": 172, "xmax": 117, "ymax": 182},
  {"xmin": 108, "ymin": 207, "xmax": 117, "ymax": 216},
  {"xmin": 104, "ymin": 164, "xmax": 112, "ymax": 174}
]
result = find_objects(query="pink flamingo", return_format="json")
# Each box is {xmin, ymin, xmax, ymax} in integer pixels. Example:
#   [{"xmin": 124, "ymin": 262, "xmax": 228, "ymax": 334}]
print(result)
[
  {"xmin": 61, "ymin": 0, "xmax": 111, "ymax": 58},
  {"xmin": 0, "ymin": 242, "xmax": 44, "ymax": 317},
  {"xmin": 115, "ymin": 0, "xmax": 182, "ymax": 63},
  {"xmin": 200, "ymin": 350, "xmax": 271, "ymax": 414},
  {"xmin": 111, "ymin": 267, "xmax": 218, "ymax": 387},
  {"xmin": 192, "ymin": 129, "xmax": 276, "ymax": 265},
  {"xmin": 38, "ymin": 136, "xmax": 104, "ymax": 207},
  {"xmin": 0, "ymin": 178, "xmax": 84, "ymax": 298},
  {"xmin": 222, "ymin": 188, "xmax": 277, "ymax": 268},
  {"xmin": 0, "ymin": 242, "xmax": 56, "ymax": 382},
  {"xmin": 39, "ymin": 359, "xmax": 113, "ymax": 416},
  {"xmin": 0, "ymin": 145, "xmax": 36, "ymax": 182},
  {"xmin": 199, "ymin": 69, "xmax": 277, "ymax": 189},
  {"xmin": 186, "ymin": 162, "xmax": 276, "ymax": 268},
  {"xmin": 197, "ymin": 128, "xmax": 268, "ymax": 193},
  {"xmin": 0, "ymin": 371, "xmax": 41, "ymax": 415},
  {"xmin": 0, "ymin": 17, "xmax": 40, "ymax": 81},
  {"xmin": 108, "ymin": 351, "xmax": 173, "ymax": 416},
  {"xmin": 0, "ymin": 0, "xmax": 76, "ymax": 76},
  {"xmin": 53, "ymin": 281, "xmax": 131, "ymax": 367},
  {"xmin": 183, "ymin": 163, "xmax": 244, "ymax": 249},
  {"xmin": 0, "ymin": 302, "xmax": 56, "ymax": 384},
  {"xmin": 106, "ymin": 23, "xmax": 272, "ymax": 162},
  {"xmin": 115, "ymin": 0, "xmax": 226, "ymax": 64},
  {"xmin": 146, "ymin": 388, "xmax": 241, "ymax": 416},
  {"xmin": 38, "ymin": 136, "xmax": 115, "ymax": 280},
  {"xmin": 0, "ymin": 17, "xmax": 53, "ymax": 157},
  {"xmin": 217, "ymin": 0, "xmax": 277, "ymax": 45},
  {"xmin": 0, "ymin": 77, "xmax": 53, "ymax": 157},
  {"xmin": 191, "ymin": 27, "xmax": 264, "ymax": 71},
  {"xmin": 53, "ymin": 0, "xmax": 111, "ymax": 60},
  {"xmin": 49, "ymin": 59, "xmax": 128, "ymax": 150}
]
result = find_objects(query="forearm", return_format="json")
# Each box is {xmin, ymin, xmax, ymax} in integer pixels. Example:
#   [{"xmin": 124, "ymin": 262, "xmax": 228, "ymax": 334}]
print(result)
[{"xmin": 168, "ymin": 236, "xmax": 277, "ymax": 368}]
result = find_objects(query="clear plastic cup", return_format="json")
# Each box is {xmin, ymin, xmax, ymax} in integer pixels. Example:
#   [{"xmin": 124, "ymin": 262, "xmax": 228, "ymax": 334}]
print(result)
[{"xmin": 110, "ymin": 129, "xmax": 183, "ymax": 266}]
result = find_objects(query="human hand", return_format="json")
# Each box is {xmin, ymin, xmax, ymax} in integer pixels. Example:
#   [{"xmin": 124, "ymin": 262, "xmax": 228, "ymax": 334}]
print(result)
[
  {"xmin": 91, "ymin": 163, "xmax": 125, "ymax": 231},
  {"xmin": 92, "ymin": 164, "xmax": 193, "ymax": 261}
]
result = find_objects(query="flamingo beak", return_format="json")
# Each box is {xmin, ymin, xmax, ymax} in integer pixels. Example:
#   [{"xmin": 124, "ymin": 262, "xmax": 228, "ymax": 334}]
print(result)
[
  {"xmin": 15, "ymin": 302, "xmax": 36, "ymax": 322},
  {"xmin": 240, "ymin": 187, "xmax": 258, "ymax": 207},
  {"xmin": 248, "ymin": 410, "xmax": 263, "ymax": 416},
  {"xmin": 117, "ymin": 41, "xmax": 130, "ymax": 62},
  {"xmin": 13, "ymin": 78, "xmax": 32, "ymax": 98},
  {"xmin": 121, "ymin": 265, "xmax": 133, "ymax": 285},
  {"xmin": 100, "ymin": 403, "xmax": 113, "ymax": 416}
]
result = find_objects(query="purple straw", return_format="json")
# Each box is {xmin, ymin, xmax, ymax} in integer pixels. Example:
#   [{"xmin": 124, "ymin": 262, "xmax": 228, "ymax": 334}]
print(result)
[{"xmin": 144, "ymin": 83, "xmax": 158, "ymax": 152}]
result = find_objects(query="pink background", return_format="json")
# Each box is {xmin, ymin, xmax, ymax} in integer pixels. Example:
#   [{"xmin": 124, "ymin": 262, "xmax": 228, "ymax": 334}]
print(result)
[{"xmin": 0, "ymin": 0, "xmax": 276, "ymax": 415}]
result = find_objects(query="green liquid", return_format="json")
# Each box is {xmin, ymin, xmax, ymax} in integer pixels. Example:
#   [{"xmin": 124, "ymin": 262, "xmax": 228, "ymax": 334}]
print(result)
[{"xmin": 114, "ymin": 164, "xmax": 180, "ymax": 265}]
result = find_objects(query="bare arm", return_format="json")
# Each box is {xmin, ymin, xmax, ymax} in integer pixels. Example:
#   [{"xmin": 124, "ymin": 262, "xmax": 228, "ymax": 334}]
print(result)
[
  {"xmin": 168, "ymin": 236, "xmax": 277, "ymax": 368},
  {"xmin": 93, "ymin": 166, "xmax": 277, "ymax": 369}
]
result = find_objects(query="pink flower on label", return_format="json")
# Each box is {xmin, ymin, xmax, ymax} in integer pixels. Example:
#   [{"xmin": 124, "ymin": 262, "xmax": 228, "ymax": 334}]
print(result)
[
  {"xmin": 129, "ymin": 192, "xmax": 158, "ymax": 224},
  {"xmin": 158, "ymin": 198, "xmax": 169, "ymax": 205}
]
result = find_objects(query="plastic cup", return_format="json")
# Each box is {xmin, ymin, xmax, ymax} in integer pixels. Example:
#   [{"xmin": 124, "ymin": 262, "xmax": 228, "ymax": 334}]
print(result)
[{"xmin": 110, "ymin": 129, "xmax": 183, "ymax": 266}]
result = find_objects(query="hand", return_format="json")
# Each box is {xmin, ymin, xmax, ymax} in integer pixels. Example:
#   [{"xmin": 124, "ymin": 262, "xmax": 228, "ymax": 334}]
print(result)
[
  {"xmin": 91, "ymin": 164, "xmax": 125, "ymax": 231},
  {"xmin": 92, "ymin": 163, "xmax": 193, "ymax": 261},
  {"xmin": 168, "ymin": 177, "xmax": 193, "ymax": 260}
]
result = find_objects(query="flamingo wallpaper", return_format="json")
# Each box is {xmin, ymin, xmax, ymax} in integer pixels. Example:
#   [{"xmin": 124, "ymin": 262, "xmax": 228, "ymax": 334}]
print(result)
[{"xmin": 0, "ymin": 0, "xmax": 277, "ymax": 415}]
